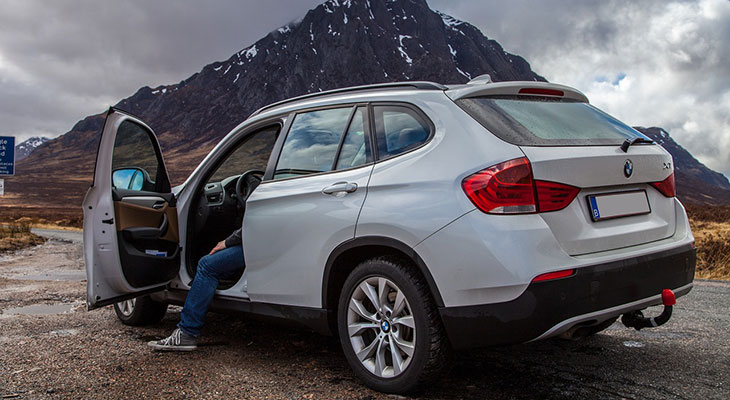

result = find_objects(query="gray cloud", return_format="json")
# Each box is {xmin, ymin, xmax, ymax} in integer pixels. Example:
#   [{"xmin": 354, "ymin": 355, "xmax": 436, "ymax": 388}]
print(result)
[
  {"xmin": 430, "ymin": 0, "xmax": 730, "ymax": 177},
  {"xmin": 1, "ymin": 0, "xmax": 728, "ymax": 178},
  {"xmin": 0, "ymin": 0, "xmax": 321, "ymax": 140}
]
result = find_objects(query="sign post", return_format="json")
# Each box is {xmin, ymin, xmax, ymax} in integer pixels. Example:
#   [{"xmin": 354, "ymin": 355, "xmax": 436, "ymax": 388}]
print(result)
[{"xmin": 0, "ymin": 136, "xmax": 15, "ymax": 176}]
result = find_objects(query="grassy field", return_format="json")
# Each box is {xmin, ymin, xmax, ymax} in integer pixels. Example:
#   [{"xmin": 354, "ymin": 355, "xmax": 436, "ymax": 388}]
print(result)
[
  {"xmin": 0, "ymin": 206, "xmax": 82, "ymax": 228},
  {"xmin": 0, "ymin": 218, "xmax": 46, "ymax": 253},
  {"xmin": 685, "ymin": 205, "xmax": 730, "ymax": 281}
]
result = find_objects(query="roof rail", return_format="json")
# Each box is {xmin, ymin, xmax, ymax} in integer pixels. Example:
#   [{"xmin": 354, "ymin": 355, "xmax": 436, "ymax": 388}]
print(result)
[{"xmin": 250, "ymin": 81, "xmax": 447, "ymax": 117}]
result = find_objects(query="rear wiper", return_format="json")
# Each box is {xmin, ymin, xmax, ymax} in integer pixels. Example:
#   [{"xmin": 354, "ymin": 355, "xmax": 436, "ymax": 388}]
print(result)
[{"xmin": 620, "ymin": 137, "xmax": 654, "ymax": 152}]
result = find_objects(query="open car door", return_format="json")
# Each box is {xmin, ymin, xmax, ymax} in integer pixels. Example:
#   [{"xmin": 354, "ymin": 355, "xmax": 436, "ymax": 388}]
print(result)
[{"xmin": 83, "ymin": 108, "xmax": 180, "ymax": 310}]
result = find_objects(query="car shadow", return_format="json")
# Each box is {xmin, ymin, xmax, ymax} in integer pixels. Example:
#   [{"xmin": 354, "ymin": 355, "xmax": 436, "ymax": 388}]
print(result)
[{"xmin": 138, "ymin": 310, "xmax": 701, "ymax": 400}]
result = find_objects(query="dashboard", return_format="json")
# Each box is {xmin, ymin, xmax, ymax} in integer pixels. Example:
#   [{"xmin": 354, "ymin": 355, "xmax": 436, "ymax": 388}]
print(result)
[{"xmin": 194, "ymin": 175, "xmax": 243, "ymax": 236}]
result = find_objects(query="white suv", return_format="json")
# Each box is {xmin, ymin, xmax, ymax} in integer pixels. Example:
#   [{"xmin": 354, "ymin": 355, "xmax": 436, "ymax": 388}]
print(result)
[{"xmin": 84, "ymin": 77, "xmax": 696, "ymax": 393}]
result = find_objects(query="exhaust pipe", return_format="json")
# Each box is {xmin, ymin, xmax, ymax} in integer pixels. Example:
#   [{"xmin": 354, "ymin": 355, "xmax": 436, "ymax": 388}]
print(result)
[{"xmin": 621, "ymin": 289, "xmax": 676, "ymax": 331}]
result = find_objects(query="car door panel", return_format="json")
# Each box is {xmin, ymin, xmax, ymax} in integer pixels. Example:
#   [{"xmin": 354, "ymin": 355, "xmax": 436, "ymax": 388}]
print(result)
[
  {"xmin": 242, "ymin": 105, "xmax": 374, "ymax": 307},
  {"xmin": 115, "ymin": 194, "xmax": 179, "ymax": 243},
  {"xmin": 113, "ymin": 194, "xmax": 180, "ymax": 287},
  {"xmin": 243, "ymin": 166, "xmax": 373, "ymax": 307},
  {"xmin": 83, "ymin": 108, "xmax": 180, "ymax": 309}
]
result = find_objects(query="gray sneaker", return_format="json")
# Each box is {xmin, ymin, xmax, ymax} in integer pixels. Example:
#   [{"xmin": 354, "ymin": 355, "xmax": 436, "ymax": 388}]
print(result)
[{"xmin": 148, "ymin": 328, "xmax": 198, "ymax": 351}]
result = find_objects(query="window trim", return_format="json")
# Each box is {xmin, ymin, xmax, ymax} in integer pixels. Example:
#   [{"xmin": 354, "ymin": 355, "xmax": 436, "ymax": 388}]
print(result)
[
  {"xmin": 331, "ymin": 106, "xmax": 359, "ymax": 171},
  {"xmin": 332, "ymin": 106, "xmax": 373, "ymax": 171},
  {"xmin": 112, "ymin": 118, "xmax": 172, "ymax": 194},
  {"xmin": 262, "ymin": 101, "xmax": 434, "ymax": 184},
  {"xmin": 265, "ymin": 103, "xmax": 374, "ymax": 183},
  {"xmin": 195, "ymin": 119, "xmax": 285, "ymax": 189}
]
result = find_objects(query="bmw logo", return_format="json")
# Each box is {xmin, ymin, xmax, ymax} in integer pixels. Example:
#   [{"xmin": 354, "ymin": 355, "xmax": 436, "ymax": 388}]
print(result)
[
  {"xmin": 624, "ymin": 159, "xmax": 633, "ymax": 178},
  {"xmin": 381, "ymin": 321, "xmax": 390, "ymax": 333}
]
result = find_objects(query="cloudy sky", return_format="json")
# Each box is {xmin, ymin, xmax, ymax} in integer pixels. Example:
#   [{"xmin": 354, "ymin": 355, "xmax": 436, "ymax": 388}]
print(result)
[{"xmin": 1, "ymin": 0, "xmax": 728, "ymax": 176}]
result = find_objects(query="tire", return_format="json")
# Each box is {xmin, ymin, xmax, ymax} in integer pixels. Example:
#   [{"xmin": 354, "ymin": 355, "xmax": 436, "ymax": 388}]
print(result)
[
  {"xmin": 337, "ymin": 257, "xmax": 450, "ymax": 394},
  {"xmin": 113, "ymin": 295, "xmax": 168, "ymax": 326}
]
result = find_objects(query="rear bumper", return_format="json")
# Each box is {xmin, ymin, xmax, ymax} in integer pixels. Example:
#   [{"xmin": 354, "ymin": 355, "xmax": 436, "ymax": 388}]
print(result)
[{"xmin": 439, "ymin": 244, "xmax": 696, "ymax": 349}]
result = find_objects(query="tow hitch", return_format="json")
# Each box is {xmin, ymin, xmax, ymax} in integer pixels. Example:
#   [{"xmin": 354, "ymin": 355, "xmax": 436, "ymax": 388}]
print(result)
[{"xmin": 621, "ymin": 289, "xmax": 676, "ymax": 330}]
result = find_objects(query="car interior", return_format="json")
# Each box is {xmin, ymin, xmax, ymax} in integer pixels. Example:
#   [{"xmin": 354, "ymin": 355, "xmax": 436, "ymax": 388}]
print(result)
[{"xmin": 185, "ymin": 125, "xmax": 280, "ymax": 289}]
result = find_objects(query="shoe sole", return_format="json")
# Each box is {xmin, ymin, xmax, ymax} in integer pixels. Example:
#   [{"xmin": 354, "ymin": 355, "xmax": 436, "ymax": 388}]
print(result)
[{"xmin": 147, "ymin": 342, "xmax": 197, "ymax": 352}]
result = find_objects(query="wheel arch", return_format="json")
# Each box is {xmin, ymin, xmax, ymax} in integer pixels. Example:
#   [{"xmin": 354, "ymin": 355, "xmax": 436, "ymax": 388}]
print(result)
[{"xmin": 322, "ymin": 236, "xmax": 445, "ymax": 315}]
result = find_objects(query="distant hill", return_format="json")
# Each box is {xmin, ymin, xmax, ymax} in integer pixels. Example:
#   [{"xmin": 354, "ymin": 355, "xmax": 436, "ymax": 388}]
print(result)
[
  {"xmin": 14, "ymin": 136, "xmax": 49, "ymax": 161},
  {"xmin": 635, "ymin": 127, "xmax": 730, "ymax": 205}
]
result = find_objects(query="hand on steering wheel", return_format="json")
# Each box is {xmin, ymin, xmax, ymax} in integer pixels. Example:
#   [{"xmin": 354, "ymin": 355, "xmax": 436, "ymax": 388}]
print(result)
[{"xmin": 235, "ymin": 169, "xmax": 264, "ymax": 208}]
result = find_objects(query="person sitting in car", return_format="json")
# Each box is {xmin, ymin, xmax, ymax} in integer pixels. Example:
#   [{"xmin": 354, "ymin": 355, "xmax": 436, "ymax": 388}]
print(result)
[{"xmin": 147, "ymin": 228, "xmax": 243, "ymax": 351}]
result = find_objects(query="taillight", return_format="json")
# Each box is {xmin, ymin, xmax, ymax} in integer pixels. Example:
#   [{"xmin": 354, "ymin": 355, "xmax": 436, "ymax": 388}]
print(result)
[
  {"xmin": 650, "ymin": 172, "xmax": 675, "ymax": 197},
  {"xmin": 535, "ymin": 180, "xmax": 581, "ymax": 212},
  {"xmin": 461, "ymin": 158, "xmax": 536, "ymax": 214},
  {"xmin": 518, "ymin": 88, "xmax": 564, "ymax": 97},
  {"xmin": 532, "ymin": 269, "xmax": 575, "ymax": 282},
  {"xmin": 462, "ymin": 157, "xmax": 579, "ymax": 214}
]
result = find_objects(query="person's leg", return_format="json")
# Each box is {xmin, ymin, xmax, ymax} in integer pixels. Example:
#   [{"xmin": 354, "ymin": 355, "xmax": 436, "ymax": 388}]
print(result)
[{"xmin": 177, "ymin": 245, "xmax": 244, "ymax": 337}]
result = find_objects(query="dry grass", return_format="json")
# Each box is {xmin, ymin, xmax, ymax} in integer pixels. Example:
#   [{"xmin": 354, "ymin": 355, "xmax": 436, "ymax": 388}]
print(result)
[
  {"xmin": 685, "ymin": 205, "xmax": 730, "ymax": 281},
  {"xmin": 0, "ymin": 218, "xmax": 46, "ymax": 253},
  {"xmin": 0, "ymin": 206, "xmax": 83, "ymax": 228},
  {"xmin": 31, "ymin": 223, "xmax": 82, "ymax": 231}
]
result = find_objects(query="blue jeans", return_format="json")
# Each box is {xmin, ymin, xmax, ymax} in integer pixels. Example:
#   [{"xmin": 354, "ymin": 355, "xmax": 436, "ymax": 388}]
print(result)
[{"xmin": 178, "ymin": 245, "xmax": 244, "ymax": 337}]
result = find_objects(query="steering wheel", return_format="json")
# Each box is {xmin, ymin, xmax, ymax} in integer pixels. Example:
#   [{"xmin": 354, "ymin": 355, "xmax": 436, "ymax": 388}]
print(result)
[{"xmin": 235, "ymin": 169, "xmax": 264, "ymax": 207}]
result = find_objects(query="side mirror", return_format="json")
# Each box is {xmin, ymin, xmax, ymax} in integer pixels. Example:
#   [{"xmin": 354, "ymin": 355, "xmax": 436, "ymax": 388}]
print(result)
[{"xmin": 113, "ymin": 167, "xmax": 147, "ymax": 191}]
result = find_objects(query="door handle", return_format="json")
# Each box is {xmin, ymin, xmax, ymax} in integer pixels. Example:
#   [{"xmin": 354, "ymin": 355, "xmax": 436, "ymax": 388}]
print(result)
[
  {"xmin": 322, "ymin": 182, "xmax": 358, "ymax": 195},
  {"xmin": 152, "ymin": 201, "xmax": 166, "ymax": 209}
]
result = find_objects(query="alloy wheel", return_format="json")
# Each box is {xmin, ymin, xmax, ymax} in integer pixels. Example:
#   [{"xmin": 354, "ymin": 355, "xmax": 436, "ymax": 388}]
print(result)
[
  {"xmin": 347, "ymin": 276, "xmax": 416, "ymax": 378},
  {"xmin": 117, "ymin": 298, "xmax": 136, "ymax": 317}
]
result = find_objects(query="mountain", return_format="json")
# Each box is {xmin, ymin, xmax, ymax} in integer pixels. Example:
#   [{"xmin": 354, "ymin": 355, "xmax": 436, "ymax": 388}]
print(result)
[
  {"xmin": 14, "ymin": 136, "xmax": 50, "ymax": 161},
  {"xmin": 635, "ymin": 127, "xmax": 730, "ymax": 205},
  {"xmin": 3, "ymin": 0, "xmax": 728, "ymax": 214},
  {"xmin": 3, "ymin": 0, "xmax": 543, "ymax": 210}
]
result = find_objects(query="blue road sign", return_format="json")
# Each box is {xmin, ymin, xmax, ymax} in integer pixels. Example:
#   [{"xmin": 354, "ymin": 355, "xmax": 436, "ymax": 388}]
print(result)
[{"xmin": 0, "ymin": 136, "xmax": 15, "ymax": 176}]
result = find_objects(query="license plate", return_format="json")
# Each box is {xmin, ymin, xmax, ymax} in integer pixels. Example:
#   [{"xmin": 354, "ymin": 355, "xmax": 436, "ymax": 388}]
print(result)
[{"xmin": 587, "ymin": 190, "xmax": 650, "ymax": 221}]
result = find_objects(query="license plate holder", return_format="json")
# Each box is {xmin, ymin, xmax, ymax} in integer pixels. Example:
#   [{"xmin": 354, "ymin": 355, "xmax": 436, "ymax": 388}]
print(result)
[{"xmin": 587, "ymin": 190, "xmax": 651, "ymax": 222}]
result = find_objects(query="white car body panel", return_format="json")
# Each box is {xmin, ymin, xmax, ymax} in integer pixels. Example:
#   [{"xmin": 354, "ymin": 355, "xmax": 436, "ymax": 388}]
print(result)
[
  {"xmin": 521, "ymin": 145, "xmax": 676, "ymax": 255},
  {"xmin": 416, "ymin": 198, "xmax": 693, "ymax": 307},
  {"xmin": 243, "ymin": 165, "xmax": 374, "ymax": 307},
  {"xmin": 356, "ymin": 95, "xmax": 524, "ymax": 247}
]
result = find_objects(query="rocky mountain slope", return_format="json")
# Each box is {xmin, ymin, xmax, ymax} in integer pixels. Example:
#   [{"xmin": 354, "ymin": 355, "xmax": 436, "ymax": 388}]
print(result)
[
  {"xmin": 635, "ymin": 127, "xmax": 730, "ymax": 205},
  {"xmin": 3, "ymin": 0, "xmax": 727, "ymax": 211},
  {"xmin": 4, "ymin": 0, "xmax": 543, "ymax": 209},
  {"xmin": 14, "ymin": 136, "xmax": 50, "ymax": 161}
]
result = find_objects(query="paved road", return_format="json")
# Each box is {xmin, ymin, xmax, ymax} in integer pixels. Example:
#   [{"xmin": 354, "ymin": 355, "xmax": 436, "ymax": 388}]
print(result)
[
  {"xmin": 31, "ymin": 228, "xmax": 82, "ymax": 244},
  {"xmin": 1, "ymin": 234, "xmax": 728, "ymax": 399}
]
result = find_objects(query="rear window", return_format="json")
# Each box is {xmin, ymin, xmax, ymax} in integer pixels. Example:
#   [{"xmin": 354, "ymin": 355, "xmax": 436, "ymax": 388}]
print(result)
[{"xmin": 456, "ymin": 97, "xmax": 650, "ymax": 146}]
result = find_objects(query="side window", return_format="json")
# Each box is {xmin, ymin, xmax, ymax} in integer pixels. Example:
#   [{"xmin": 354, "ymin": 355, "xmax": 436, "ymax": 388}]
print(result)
[
  {"xmin": 111, "ymin": 120, "xmax": 165, "ymax": 192},
  {"xmin": 335, "ymin": 107, "xmax": 372, "ymax": 170},
  {"xmin": 274, "ymin": 107, "xmax": 353, "ymax": 180},
  {"xmin": 373, "ymin": 105, "xmax": 431, "ymax": 159},
  {"xmin": 207, "ymin": 125, "xmax": 280, "ymax": 183}
]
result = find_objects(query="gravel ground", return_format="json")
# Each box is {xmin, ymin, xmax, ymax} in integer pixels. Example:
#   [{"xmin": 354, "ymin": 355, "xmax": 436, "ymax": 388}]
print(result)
[{"xmin": 1, "ymin": 235, "xmax": 729, "ymax": 399}]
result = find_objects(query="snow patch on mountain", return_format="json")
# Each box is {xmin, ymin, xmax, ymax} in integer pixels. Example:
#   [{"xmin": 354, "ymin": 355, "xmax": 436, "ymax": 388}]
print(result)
[{"xmin": 15, "ymin": 136, "xmax": 50, "ymax": 161}]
